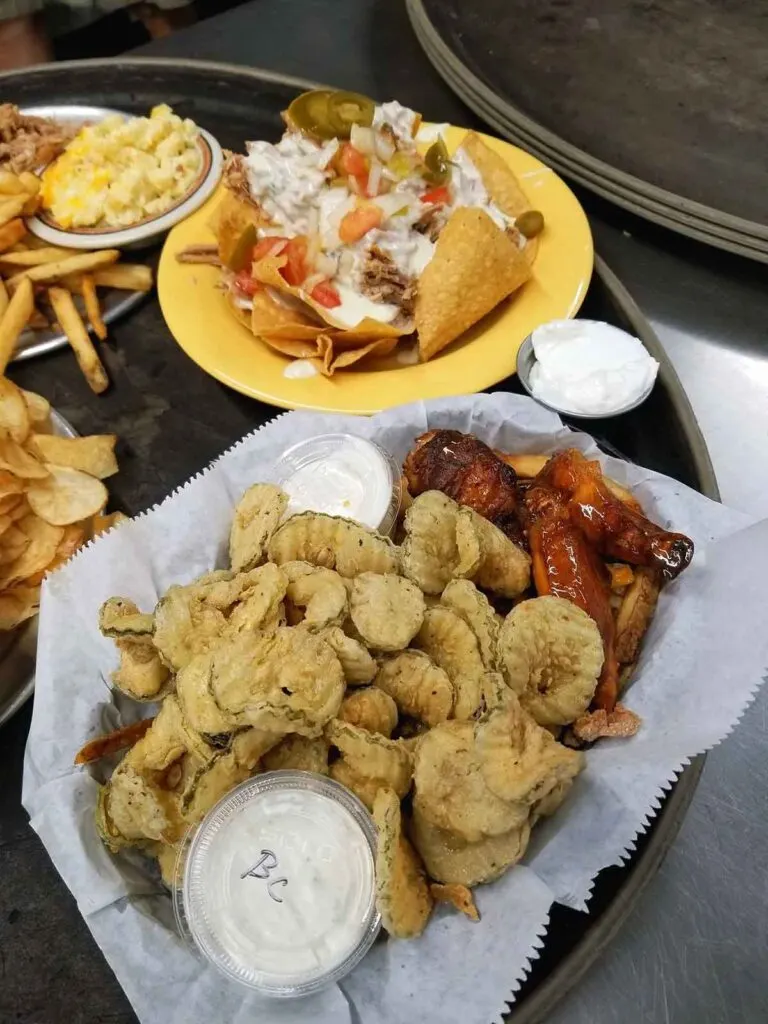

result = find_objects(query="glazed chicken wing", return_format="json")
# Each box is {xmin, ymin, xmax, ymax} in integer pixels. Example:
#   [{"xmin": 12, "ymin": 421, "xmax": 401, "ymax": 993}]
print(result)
[
  {"xmin": 524, "ymin": 483, "xmax": 619, "ymax": 712},
  {"xmin": 404, "ymin": 430, "xmax": 523, "ymax": 541},
  {"xmin": 535, "ymin": 450, "xmax": 693, "ymax": 580}
]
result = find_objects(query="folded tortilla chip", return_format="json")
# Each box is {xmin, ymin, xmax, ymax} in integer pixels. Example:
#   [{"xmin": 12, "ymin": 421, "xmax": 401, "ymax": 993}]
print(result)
[
  {"xmin": 459, "ymin": 132, "xmax": 540, "ymax": 264},
  {"xmin": 251, "ymin": 287, "xmax": 325, "ymax": 341},
  {"xmin": 319, "ymin": 336, "xmax": 398, "ymax": 376},
  {"xmin": 415, "ymin": 207, "xmax": 531, "ymax": 363},
  {"xmin": 213, "ymin": 191, "xmax": 269, "ymax": 267}
]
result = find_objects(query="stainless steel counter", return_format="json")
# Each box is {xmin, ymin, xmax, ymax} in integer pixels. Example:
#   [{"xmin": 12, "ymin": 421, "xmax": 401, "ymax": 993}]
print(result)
[{"xmin": 135, "ymin": 3, "xmax": 768, "ymax": 1020}]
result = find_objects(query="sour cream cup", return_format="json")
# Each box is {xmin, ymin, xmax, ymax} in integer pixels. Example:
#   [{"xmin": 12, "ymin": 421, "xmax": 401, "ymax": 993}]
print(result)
[
  {"xmin": 273, "ymin": 433, "xmax": 401, "ymax": 535},
  {"xmin": 174, "ymin": 771, "xmax": 380, "ymax": 998}
]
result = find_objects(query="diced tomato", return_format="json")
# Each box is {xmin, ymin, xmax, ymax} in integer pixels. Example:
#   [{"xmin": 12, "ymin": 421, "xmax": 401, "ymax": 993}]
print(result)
[
  {"xmin": 234, "ymin": 270, "xmax": 260, "ymax": 297},
  {"xmin": 279, "ymin": 236, "xmax": 309, "ymax": 286},
  {"xmin": 310, "ymin": 281, "xmax": 341, "ymax": 308},
  {"xmin": 339, "ymin": 203, "xmax": 384, "ymax": 244},
  {"xmin": 421, "ymin": 185, "xmax": 450, "ymax": 206},
  {"xmin": 251, "ymin": 236, "xmax": 288, "ymax": 262},
  {"xmin": 337, "ymin": 142, "xmax": 368, "ymax": 179}
]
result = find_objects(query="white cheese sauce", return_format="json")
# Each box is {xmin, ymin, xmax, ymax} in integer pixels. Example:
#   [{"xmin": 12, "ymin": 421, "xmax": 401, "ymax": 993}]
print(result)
[
  {"xmin": 373, "ymin": 100, "xmax": 418, "ymax": 143},
  {"xmin": 245, "ymin": 132, "xmax": 338, "ymax": 235},
  {"xmin": 450, "ymin": 148, "xmax": 513, "ymax": 232},
  {"xmin": 274, "ymin": 433, "xmax": 400, "ymax": 534},
  {"xmin": 283, "ymin": 359, "xmax": 319, "ymax": 379},
  {"xmin": 529, "ymin": 319, "xmax": 659, "ymax": 415},
  {"xmin": 317, "ymin": 282, "xmax": 399, "ymax": 328},
  {"xmin": 182, "ymin": 777, "xmax": 378, "ymax": 994}
]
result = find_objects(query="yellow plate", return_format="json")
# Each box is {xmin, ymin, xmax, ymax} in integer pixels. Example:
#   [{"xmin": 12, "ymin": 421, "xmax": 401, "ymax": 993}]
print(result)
[{"xmin": 158, "ymin": 126, "xmax": 593, "ymax": 415}]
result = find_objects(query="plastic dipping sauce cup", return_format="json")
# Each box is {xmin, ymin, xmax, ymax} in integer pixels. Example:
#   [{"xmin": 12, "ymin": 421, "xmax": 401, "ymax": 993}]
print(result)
[{"xmin": 175, "ymin": 772, "xmax": 380, "ymax": 997}]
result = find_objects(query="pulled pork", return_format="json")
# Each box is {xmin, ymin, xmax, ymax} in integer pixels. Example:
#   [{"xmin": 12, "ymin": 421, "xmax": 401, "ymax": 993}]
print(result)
[
  {"xmin": 222, "ymin": 152, "xmax": 255, "ymax": 206},
  {"xmin": 361, "ymin": 246, "xmax": 416, "ymax": 317},
  {"xmin": 0, "ymin": 104, "xmax": 75, "ymax": 173}
]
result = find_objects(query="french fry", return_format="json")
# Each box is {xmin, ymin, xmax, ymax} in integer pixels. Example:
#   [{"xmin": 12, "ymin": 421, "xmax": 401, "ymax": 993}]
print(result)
[
  {"xmin": 0, "ymin": 171, "xmax": 26, "ymax": 195},
  {"xmin": 0, "ymin": 219, "xmax": 27, "ymax": 255},
  {"xmin": 0, "ymin": 279, "xmax": 8, "ymax": 321},
  {"xmin": 0, "ymin": 276, "xmax": 33, "ymax": 373},
  {"xmin": 18, "ymin": 172, "xmax": 40, "ymax": 196},
  {"xmin": 92, "ymin": 264, "xmax": 153, "ymax": 292},
  {"xmin": 8, "ymin": 249, "xmax": 119, "ymax": 290},
  {"xmin": 82, "ymin": 274, "xmax": 107, "ymax": 340},
  {"xmin": 0, "ymin": 196, "xmax": 27, "ymax": 227},
  {"xmin": 0, "ymin": 246, "xmax": 73, "ymax": 267},
  {"xmin": 48, "ymin": 286, "xmax": 109, "ymax": 394}
]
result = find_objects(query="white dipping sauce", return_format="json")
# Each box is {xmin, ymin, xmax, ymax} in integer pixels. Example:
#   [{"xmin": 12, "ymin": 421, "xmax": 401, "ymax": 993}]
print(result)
[
  {"xmin": 529, "ymin": 319, "xmax": 659, "ymax": 416},
  {"xmin": 274, "ymin": 433, "xmax": 400, "ymax": 534},
  {"xmin": 182, "ymin": 775, "xmax": 378, "ymax": 996}
]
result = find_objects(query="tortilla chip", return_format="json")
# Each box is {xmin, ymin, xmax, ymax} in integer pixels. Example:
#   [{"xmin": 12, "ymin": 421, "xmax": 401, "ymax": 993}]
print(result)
[
  {"xmin": 319, "ymin": 335, "xmax": 399, "ymax": 376},
  {"xmin": 250, "ymin": 287, "xmax": 325, "ymax": 341},
  {"xmin": 225, "ymin": 292, "xmax": 252, "ymax": 331},
  {"xmin": 255, "ymin": 334, "xmax": 326, "ymax": 360},
  {"xmin": 213, "ymin": 191, "xmax": 269, "ymax": 265},
  {"xmin": 460, "ymin": 132, "xmax": 540, "ymax": 264},
  {"xmin": 415, "ymin": 207, "xmax": 531, "ymax": 362}
]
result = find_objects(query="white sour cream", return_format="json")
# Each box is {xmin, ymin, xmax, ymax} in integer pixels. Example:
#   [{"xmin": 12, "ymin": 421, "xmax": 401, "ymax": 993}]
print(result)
[
  {"xmin": 373, "ymin": 100, "xmax": 418, "ymax": 144},
  {"xmin": 529, "ymin": 319, "xmax": 660, "ymax": 416},
  {"xmin": 274, "ymin": 433, "xmax": 400, "ymax": 534},
  {"xmin": 245, "ymin": 133, "xmax": 338, "ymax": 235},
  {"xmin": 182, "ymin": 775, "xmax": 379, "ymax": 996},
  {"xmin": 283, "ymin": 359, "xmax": 318, "ymax": 379}
]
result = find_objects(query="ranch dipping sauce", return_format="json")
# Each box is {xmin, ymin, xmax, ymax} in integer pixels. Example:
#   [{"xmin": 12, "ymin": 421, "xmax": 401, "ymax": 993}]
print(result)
[
  {"xmin": 273, "ymin": 433, "xmax": 401, "ymax": 535},
  {"xmin": 179, "ymin": 772, "xmax": 379, "ymax": 997}
]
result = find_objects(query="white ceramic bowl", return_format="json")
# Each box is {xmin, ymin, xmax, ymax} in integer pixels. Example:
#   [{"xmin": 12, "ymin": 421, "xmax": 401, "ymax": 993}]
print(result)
[{"xmin": 24, "ymin": 104, "xmax": 223, "ymax": 251}]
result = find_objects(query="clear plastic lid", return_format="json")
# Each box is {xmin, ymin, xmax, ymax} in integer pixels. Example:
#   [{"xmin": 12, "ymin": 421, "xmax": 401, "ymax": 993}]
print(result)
[
  {"xmin": 175, "ymin": 771, "xmax": 380, "ymax": 998},
  {"xmin": 273, "ymin": 433, "xmax": 401, "ymax": 536}
]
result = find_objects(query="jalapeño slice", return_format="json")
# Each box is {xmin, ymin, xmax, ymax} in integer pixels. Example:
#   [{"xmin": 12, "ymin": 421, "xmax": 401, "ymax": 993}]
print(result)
[
  {"xmin": 423, "ymin": 137, "xmax": 450, "ymax": 185},
  {"xmin": 326, "ymin": 91, "xmax": 375, "ymax": 138}
]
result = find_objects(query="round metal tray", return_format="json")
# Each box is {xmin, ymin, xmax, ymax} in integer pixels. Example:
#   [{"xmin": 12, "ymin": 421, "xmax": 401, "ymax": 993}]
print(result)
[{"xmin": 0, "ymin": 58, "xmax": 718, "ymax": 1024}]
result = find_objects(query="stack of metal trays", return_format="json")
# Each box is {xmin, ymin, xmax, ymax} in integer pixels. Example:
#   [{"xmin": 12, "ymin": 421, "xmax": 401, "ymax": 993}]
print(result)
[{"xmin": 407, "ymin": 0, "xmax": 768, "ymax": 262}]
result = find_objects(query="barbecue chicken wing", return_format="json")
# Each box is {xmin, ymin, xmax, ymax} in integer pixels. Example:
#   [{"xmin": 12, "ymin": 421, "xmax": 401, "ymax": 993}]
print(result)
[
  {"xmin": 535, "ymin": 450, "xmax": 693, "ymax": 579},
  {"xmin": 404, "ymin": 430, "xmax": 523, "ymax": 541}
]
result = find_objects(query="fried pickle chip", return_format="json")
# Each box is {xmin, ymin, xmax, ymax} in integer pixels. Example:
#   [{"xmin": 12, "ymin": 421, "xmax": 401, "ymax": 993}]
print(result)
[
  {"xmin": 211, "ymin": 627, "xmax": 345, "ymax": 736},
  {"xmin": 262, "ymin": 733, "xmax": 330, "ymax": 774},
  {"xmin": 339, "ymin": 686, "xmax": 398, "ymax": 737},
  {"xmin": 455, "ymin": 507, "xmax": 531, "ymax": 598},
  {"xmin": 400, "ymin": 490, "xmax": 465, "ymax": 594},
  {"xmin": 231, "ymin": 726, "xmax": 282, "ymax": 769},
  {"xmin": 440, "ymin": 579, "xmax": 498, "ymax": 670},
  {"xmin": 615, "ymin": 566, "xmax": 661, "ymax": 664},
  {"xmin": 374, "ymin": 650, "xmax": 454, "ymax": 727},
  {"xmin": 223, "ymin": 562, "xmax": 288, "ymax": 639},
  {"xmin": 474, "ymin": 696, "xmax": 584, "ymax": 807},
  {"xmin": 413, "ymin": 720, "xmax": 528, "ymax": 843},
  {"xmin": 283, "ymin": 560, "xmax": 347, "ymax": 629},
  {"xmin": 98, "ymin": 596, "xmax": 154, "ymax": 639},
  {"xmin": 413, "ymin": 606, "xmax": 486, "ymax": 720},
  {"xmin": 95, "ymin": 784, "xmax": 131, "ymax": 853},
  {"xmin": 268, "ymin": 512, "xmax": 399, "ymax": 578},
  {"xmin": 100, "ymin": 596, "xmax": 170, "ymax": 701},
  {"xmin": 320, "ymin": 625, "xmax": 378, "ymax": 686},
  {"xmin": 229, "ymin": 483, "xmax": 288, "ymax": 573},
  {"xmin": 429, "ymin": 883, "xmax": 480, "ymax": 922},
  {"xmin": 326, "ymin": 719, "xmax": 413, "ymax": 799},
  {"xmin": 153, "ymin": 583, "xmax": 227, "ymax": 672},
  {"xmin": 373, "ymin": 787, "xmax": 433, "ymax": 939},
  {"xmin": 181, "ymin": 750, "xmax": 251, "ymax": 826},
  {"xmin": 498, "ymin": 596, "xmax": 603, "ymax": 726},
  {"xmin": 107, "ymin": 762, "xmax": 181, "ymax": 844},
  {"xmin": 176, "ymin": 649, "xmax": 241, "ymax": 736},
  {"xmin": 415, "ymin": 207, "xmax": 531, "ymax": 362},
  {"xmin": 411, "ymin": 799, "xmax": 531, "ymax": 887},
  {"xmin": 329, "ymin": 758, "xmax": 385, "ymax": 811},
  {"xmin": 349, "ymin": 572, "xmax": 424, "ymax": 651}
]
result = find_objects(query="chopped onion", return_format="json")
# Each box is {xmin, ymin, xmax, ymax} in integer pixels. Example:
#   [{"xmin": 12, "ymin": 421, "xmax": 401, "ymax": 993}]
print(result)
[
  {"xmin": 374, "ymin": 133, "xmax": 396, "ymax": 163},
  {"xmin": 315, "ymin": 251, "xmax": 338, "ymax": 278},
  {"xmin": 350, "ymin": 124, "xmax": 376, "ymax": 155},
  {"xmin": 267, "ymin": 238, "xmax": 288, "ymax": 256},
  {"xmin": 337, "ymin": 249, "xmax": 356, "ymax": 282},
  {"xmin": 303, "ymin": 272, "xmax": 325, "ymax": 294},
  {"xmin": 367, "ymin": 159, "xmax": 383, "ymax": 198},
  {"xmin": 307, "ymin": 206, "xmax": 319, "ymax": 238},
  {"xmin": 348, "ymin": 174, "xmax": 361, "ymax": 195},
  {"xmin": 372, "ymin": 192, "xmax": 412, "ymax": 219},
  {"xmin": 306, "ymin": 232, "xmax": 321, "ymax": 270}
]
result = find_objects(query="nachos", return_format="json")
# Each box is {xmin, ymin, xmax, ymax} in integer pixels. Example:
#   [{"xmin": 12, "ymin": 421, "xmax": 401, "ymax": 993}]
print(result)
[{"xmin": 212, "ymin": 92, "xmax": 543, "ymax": 374}]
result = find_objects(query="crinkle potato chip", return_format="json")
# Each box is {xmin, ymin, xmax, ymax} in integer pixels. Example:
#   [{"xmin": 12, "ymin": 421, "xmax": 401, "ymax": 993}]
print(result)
[
  {"xmin": 27, "ymin": 433, "xmax": 118, "ymax": 479},
  {"xmin": 268, "ymin": 512, "xmax": 399, "ymax": 578},
  {"xmin": 25, "ymin": 464, "xmax": 108, "ymax": 526},
  {"xmin": 0, "ymin": 377, "xmax": 30, "ymax": 443},
  {"xmin": 99, "ymin": 596, "xmax": 154, "ymax": 639},
  {"xmin": 283, "ymin": 560, "xmax": 347, "ymax": 629},
  {"xmin": 456, "ymin": 507, "xmax": 531, "ymax": 598},
  {"xmin": 0, "ymin": 438, "xmax": 48, "ymax": 479},
  {"xmin": 411, "ymin": 799, "xmax": 531, "ymax": 887},
  {"xmin": 320, "ymin": 625, "xmax": 377, "ymax": 686},
  {"xmin": 21, "ymin": 387, "xmax": 50, "ymax": 425},
  {"xmin": 0, "ymin": 469, "xmax": 24, "ymax": 501},
  {"xmin": 211, "ymin": 627, "xmax": 345, "ymax": 736},
  {"xmin": 373, "ymin": 787, "xmax": 432, "ymax": 939},
  {"xmin": 440, "ymin": 579, "xmax": 498, "ymax": 670},
  {"xmin": 400, "ymin": 491, "xmax": 464, "ymax": 595},
  {"xmin": 429, "ymin": 882, "xmax": 479, "ymax": 922},
  {"xmin": 375, "ymin": 650, "xmax": 454, "ymax": 727},
  {"xmin": 229, "ymin": 483, "xmax": 288, "ymax": 573},
  {"xmin": 413, "ymin": 606, "xmax": 486, "ymax": 720},
  {"xmin": 329, "ymin": 758, "xmax": 385, "ymax": 812},
  {"xmin": 349, "ymin": 572, "xmax": 424, "ymax": 651},
  {"xmin": 0, "ymin": 513, "xmax": 62, "ymax": 588},
  {"xmin": 262, "ymin": 733, "xmax": 330, "ymax": 774},
  {"xmin": 474, "ymin": 696, "xmax": 584, "ymax": 806},
  {"xmin": 326, "ymin": 718, "xmax": 413, "ymax": 799},
  {"xmin": 415, "ymin": 207, "xmax": 531, "ymax": 362},
  {"xmin": 338, "ymin": 686, "xmax": 398, "ymax": 737},
  {"xmin": 498, "ymin": 596, "xmax": 603, "ymax": 725},
  {"xmin": 413, "ymin": 720, "xmax": 528, "ymax": 843},
  {"xmin": 0, "ymin": 584, "xmax": 39, "ymax": 629}
]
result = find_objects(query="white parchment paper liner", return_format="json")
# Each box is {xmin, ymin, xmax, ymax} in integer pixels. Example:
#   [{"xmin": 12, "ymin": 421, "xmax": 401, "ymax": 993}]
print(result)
[{"xmin": 22, "ymin": 393, "xmax": 767, "ymax": 1024}]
